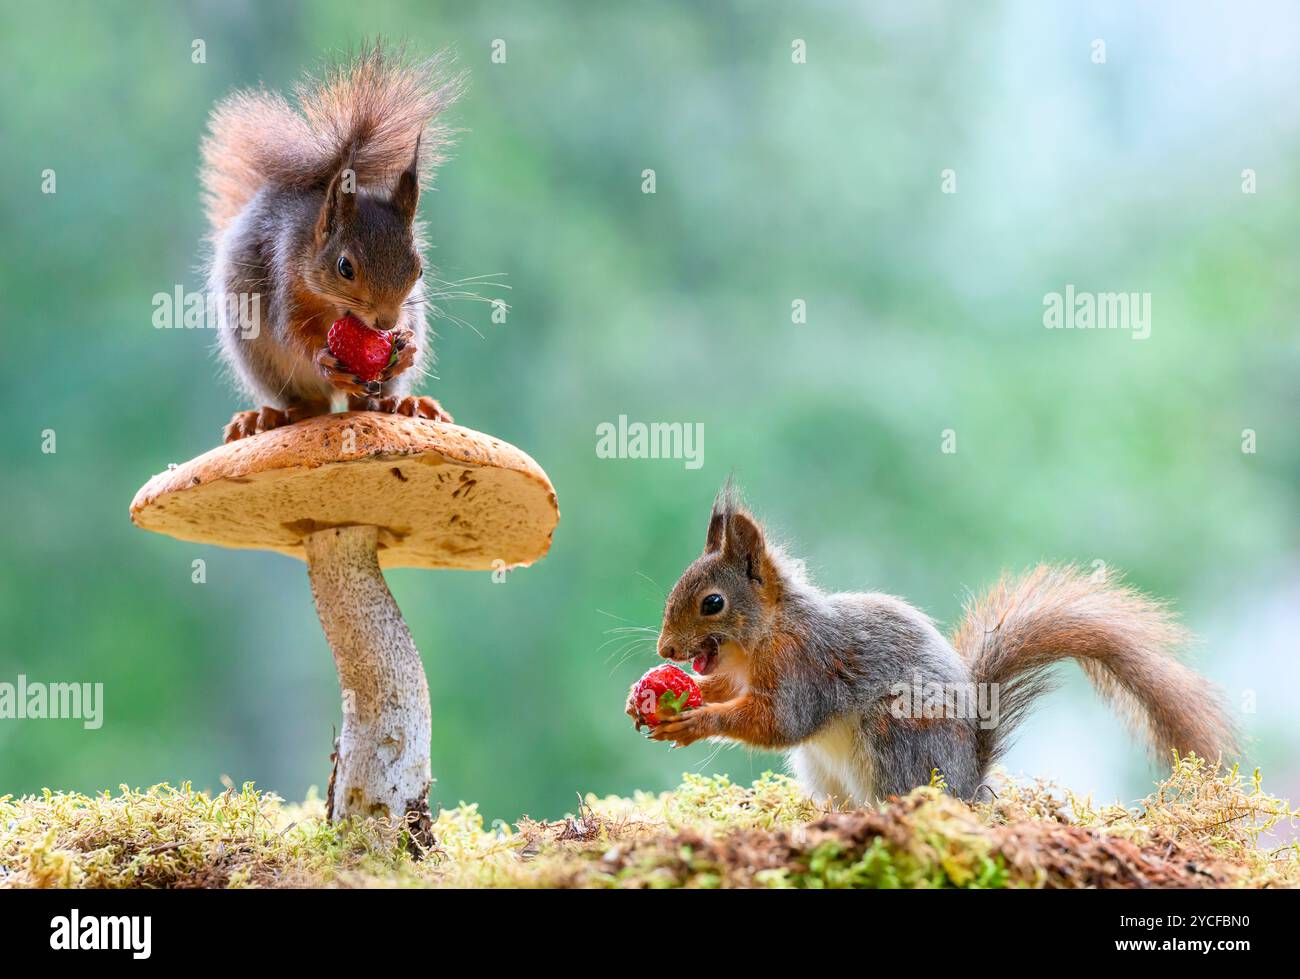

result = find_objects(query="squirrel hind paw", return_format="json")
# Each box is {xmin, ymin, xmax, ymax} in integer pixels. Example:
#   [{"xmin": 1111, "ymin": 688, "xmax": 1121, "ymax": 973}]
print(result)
[
  {"xmin": 398, "ymin": 396, "xmax": 452, "ymax": 423},
  {"xmin": 223, "ymin": 405, "xmax": 313, "ymax": 443},
  {"xmin": 223, "ymin": 409, "xmax": 261, "ymax": 443},
  {"xmin": 355, "ymin": 395, "xmax": 452, "ymax": 424}
]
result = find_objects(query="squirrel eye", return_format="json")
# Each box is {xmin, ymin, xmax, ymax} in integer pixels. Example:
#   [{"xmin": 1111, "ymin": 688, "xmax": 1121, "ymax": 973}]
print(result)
[
  {"xmin": 701, "ymin": 593, "xmax": 725, "ymax": 616},
  {"xmin": 337, "ymin": 255, "xmax": 355, "ymax": 280}
]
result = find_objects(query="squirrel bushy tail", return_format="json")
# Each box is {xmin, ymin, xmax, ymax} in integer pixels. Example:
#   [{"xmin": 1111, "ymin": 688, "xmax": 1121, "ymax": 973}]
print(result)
[
  {"xmin": 200, "ymin": 42, "xmax": 461, "ymax": 232},
  {"xmin": 953, "ymin": 563, "xmax": 1237, "ymax": 776}
]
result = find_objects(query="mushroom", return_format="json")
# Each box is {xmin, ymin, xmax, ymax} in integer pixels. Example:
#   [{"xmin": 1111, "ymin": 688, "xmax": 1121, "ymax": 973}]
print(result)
[{"xmin": 130, "ymin": 413, "xmax": 559, "ymax": 849}]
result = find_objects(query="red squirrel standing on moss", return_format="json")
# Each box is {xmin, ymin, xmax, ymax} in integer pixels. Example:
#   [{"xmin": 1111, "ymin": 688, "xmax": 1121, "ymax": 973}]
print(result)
[
  {"xmin": 630, "ymin": 485, "xmax": 1237, "ymax": 807},
  {"xmin": 200, "ymin": 44, "xmax": 461, "ymax": 442}
]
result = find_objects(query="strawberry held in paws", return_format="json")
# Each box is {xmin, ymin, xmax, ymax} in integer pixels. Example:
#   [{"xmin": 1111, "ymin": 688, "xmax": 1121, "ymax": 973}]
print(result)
[
  {"xmin": 631, "ymin": 664, "xmax": 702, "ymax": 727},
  {"xmin": 327, "ymin": 315, "xmax": 396, "ymax": 382}
]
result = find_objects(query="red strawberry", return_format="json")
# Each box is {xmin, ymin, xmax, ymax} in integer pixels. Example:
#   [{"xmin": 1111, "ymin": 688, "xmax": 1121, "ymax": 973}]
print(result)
[
  {"xmin": 632, "ymin": 664, "xmax": 702, "ymax": 727},
  {"xmin": 327, "ymin": 315, "xmax": 396, "ymax": 383}
]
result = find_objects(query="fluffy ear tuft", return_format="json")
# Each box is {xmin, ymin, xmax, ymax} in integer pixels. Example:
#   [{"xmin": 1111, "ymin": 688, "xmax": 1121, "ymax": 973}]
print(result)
[
  {"xmin": 704, "ymin": 476, "xmax": 739, "ymax": 553},
  {"xmin": 703, "ymin": 479, "xmax": 777, "ymax": 589},
  {"xmin": 724, "ymin": 511, "xmax": 767, "ymax": 583},
  {"xmin": 315, "ymin": 147, "xmax": 358, "ymax": 244},
  {"xmin": 392, "ymin": 135, "xmax": 420, "ymax": 223},
  {"xmin": 704, "ymin": 508, "xmax": 726, "ymax": 553}
]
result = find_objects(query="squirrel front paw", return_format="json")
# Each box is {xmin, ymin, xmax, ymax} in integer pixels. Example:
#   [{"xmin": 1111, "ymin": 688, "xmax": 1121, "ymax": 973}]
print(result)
[
  {"xmin": 646, "ymin": 706, "xmax": 715, "ymax": 748},
  {"xmin": 376, "ymin": 329, "xmax": 417, "ymax": 383},
  {"xmin": 315, "ymin": 346, "xmax": 381, "ymax": 398}
]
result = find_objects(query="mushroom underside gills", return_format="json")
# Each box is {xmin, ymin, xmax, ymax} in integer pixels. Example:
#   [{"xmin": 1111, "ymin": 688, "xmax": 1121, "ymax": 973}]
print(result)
[{"xmin": 304, "ymin": 524, "xmax": 433, "ymax": 851}]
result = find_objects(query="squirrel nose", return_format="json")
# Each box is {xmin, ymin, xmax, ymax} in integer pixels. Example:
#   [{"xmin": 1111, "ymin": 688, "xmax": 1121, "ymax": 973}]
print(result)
[{"xmin": 657, "ymin": 637, "xmax": 678, "ymax": 660}]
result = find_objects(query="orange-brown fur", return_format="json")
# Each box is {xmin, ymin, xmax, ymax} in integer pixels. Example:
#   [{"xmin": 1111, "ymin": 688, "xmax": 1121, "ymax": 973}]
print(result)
[
  {"xmin": 636, "ymin": 483, "xmax": 1238, "ymax": 805},
  {"xmin": 203, "ymin": 42, "xmax": 461, "ymax": 442},
  {"xmin": 953, "ymin": 563, "xmax": 1238, "ymax": 775}
]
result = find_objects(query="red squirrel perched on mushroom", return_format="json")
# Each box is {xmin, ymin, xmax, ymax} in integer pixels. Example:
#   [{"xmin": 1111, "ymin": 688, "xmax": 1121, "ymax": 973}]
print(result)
[
  {"xmin": 631, "ymin": 484, "xmax": 1237, "ymax": 807},
  {"xmin": 200, "ymin": 44, "xmax": 461, "ymax": 442}
]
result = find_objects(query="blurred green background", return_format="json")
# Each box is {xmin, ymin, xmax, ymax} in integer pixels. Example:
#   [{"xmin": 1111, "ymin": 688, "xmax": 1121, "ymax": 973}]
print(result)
[{"xmin": 2, "ymin": 1, "xmax": 1298, "ymax": 823}]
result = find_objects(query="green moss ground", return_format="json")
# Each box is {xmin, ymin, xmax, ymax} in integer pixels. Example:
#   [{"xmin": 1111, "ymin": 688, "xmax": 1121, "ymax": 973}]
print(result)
[{"xmin": 2, "ymin": 756, "xmax": 1295, "ymax": 888}]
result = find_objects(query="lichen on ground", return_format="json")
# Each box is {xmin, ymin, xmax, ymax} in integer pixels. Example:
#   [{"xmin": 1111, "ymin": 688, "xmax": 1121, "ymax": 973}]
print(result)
[{"xmin": 1, "ymin": 755, "xmax": 1296, "ymax": 888}]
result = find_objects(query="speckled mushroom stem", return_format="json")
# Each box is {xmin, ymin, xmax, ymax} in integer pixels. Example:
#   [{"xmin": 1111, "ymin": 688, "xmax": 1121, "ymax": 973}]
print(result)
[{"xmin": 304, "ymin": 524, "xmax": 434, "ymax": 852}]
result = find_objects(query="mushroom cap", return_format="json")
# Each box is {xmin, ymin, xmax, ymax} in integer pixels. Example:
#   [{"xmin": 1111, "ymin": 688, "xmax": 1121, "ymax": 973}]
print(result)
[{"xmin": 130, "ymin": 413, "xmax": 559, "ymax": 570}]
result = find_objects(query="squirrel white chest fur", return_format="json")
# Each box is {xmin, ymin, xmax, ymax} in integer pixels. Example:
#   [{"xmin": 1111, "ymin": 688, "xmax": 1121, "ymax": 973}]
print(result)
[{"xmin": 787, "ymin": 715, "xmax": 877, "ymax": 808}]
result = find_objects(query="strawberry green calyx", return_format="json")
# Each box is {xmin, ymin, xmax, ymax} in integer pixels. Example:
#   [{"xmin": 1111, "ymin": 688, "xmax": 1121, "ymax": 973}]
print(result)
[{"xmin": 659, "ymin": 688, "xmax": 690, "ymax": 715}]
